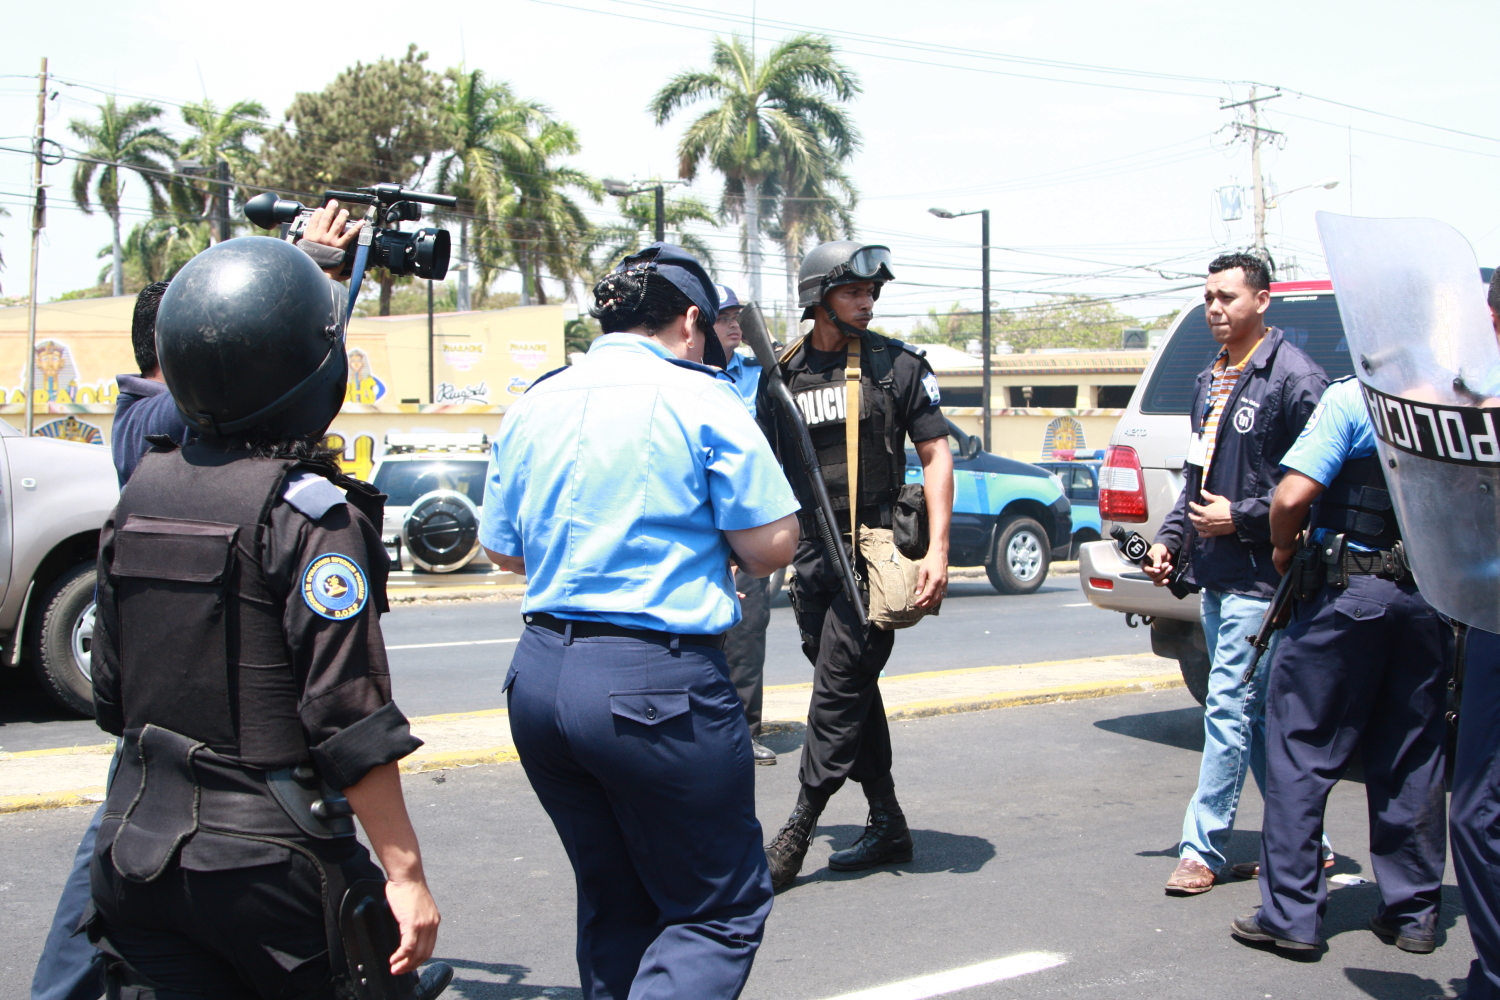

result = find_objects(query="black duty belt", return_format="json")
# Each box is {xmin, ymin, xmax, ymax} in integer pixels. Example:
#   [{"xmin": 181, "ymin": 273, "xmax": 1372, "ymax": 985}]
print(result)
[
  {"xmin": 524, "ymin": 612, "xmax": 725, "ymax": 650},
  {"xmin": 1343, "ymin": 547, "xmax": 1409, "ymax": 581}
]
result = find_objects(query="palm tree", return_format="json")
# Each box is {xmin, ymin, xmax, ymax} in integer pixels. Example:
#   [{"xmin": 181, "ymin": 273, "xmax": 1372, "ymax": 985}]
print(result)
[
  {"xmin": 592, "ymin": 189, "xmax": 719, "ymax": 274},
  {"xmin": 503, "ymin": 117, "xmax": 600, "ymax": 306},
  {"xmin": 649, "ymin": 34, "xmax": 860, "ymax": 304},
  {"xmin": 102, "ymin": 217, "xmax": 211, "ymax": 287},
  {"xmin": 70, "ymin": 97, "xmax": 177, "ymax": 296},
  {"xmin": 767, "ymin": 153, "xmax": 858, "ymax": 339},
  {"xmin": 175, "ymin": 99, "xmax": 268, "ymax": 239}
]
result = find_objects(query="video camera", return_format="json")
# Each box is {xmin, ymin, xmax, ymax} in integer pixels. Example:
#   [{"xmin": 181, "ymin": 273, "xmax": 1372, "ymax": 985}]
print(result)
[{"xmin": 245, "ymin": 183, "xmax": 456, "ymax": 281}]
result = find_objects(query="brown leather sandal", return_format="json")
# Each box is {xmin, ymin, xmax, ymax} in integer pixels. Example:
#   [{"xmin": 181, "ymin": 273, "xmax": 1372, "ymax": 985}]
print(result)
[{"xmin": 1165, "ymin": 858, "xmax": 1216, "ymax": 895}]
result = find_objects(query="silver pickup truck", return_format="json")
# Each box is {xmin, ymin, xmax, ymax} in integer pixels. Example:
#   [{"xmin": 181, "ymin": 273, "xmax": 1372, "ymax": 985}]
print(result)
[
  {"xmin": 0, "ymin": 426, "xmax": 119, "ymax": 715},
  {"xmin": 1076, "ymin": 280, "xmax": 1356, "ymax": 702}
]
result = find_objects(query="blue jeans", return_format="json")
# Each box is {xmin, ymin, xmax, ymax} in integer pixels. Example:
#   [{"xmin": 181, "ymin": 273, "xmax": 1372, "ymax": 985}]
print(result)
[
  {"xmin": 31, "ymin": 807, "xmax": 105, "ymax": 1000},
  {"xmin": 1180, "ymin": 590, "xmax": 1330, "ymax": 873}
]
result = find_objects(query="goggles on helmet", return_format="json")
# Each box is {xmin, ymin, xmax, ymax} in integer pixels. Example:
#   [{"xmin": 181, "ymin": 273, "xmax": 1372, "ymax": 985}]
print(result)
[{"xmin": 830, "ymin": 245, "xmax": 895, "ymax": 284}]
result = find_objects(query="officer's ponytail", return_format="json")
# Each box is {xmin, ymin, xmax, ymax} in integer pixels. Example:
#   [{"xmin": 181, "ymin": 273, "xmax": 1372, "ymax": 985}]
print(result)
[{"xmin": 591, "ymin": 267, "xmax": 713, "ymax": 338}]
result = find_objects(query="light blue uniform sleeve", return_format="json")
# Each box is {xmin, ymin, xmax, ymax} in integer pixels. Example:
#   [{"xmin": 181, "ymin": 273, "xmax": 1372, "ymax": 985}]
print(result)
[
  {"xmin": 1279, "ymin": 378, "xmax": 1378, "ymax": 487},
  {"xmin": 699, "ymin": 383, "xmax": 799, "ymax": 531},
  {"xmin": 480, "ymin": 410, "xmax": 526, "ymax": 557}
]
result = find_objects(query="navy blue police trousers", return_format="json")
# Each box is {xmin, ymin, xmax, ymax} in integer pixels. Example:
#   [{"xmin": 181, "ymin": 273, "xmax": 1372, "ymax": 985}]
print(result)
[
  {"xmin": 1257, "ymin": 574, "xmax": 1449, "ymax": 945},
  {"xmin": 506, "ymin": 624, "xmax": 773, "ymax": 1000},
  {"xmin": 1453, "ymin": 627, "xmax": 1500, "ymax": 998}
]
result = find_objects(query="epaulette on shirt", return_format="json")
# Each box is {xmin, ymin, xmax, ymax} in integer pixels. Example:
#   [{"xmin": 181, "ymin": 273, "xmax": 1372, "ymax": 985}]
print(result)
[
  {"xmin": 283, "ymin": 471, "xmax": 346, "ymax": 521},
  {"xmin": 668, "ymin": 357, "xmax": 734, "ymax": 381},
  {"xmin": 525, "ymin": 366, "xmax": 569, "ymax": 393}
]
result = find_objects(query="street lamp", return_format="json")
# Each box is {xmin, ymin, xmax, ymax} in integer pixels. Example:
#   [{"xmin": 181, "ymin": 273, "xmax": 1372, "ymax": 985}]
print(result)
[
  {"xmin": 1265, "ymin": 176, "xmax": 1339, "ymax": 210},
  {"xmin": 930, "ymin": 206, "xmax": 992, "ymax": 451},
  {"xmin": 603, "ymin": 178, "xmax": 686, "ymax": 244}
]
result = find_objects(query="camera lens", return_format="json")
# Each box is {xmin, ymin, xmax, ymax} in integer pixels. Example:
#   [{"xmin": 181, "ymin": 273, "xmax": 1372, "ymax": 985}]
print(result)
[{"xmin": 412, "ymin": 228, "xmax": 450, "ymax": 281}]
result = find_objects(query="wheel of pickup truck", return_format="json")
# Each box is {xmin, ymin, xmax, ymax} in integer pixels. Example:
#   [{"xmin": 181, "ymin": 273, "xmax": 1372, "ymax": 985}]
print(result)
[
  {"xmin": 29, "ymin": 561, "xmax": 96, "ymax": 717},
  {"xmin": 985, "ymin": 515, "xmax": 1050, "ymax": 595}
]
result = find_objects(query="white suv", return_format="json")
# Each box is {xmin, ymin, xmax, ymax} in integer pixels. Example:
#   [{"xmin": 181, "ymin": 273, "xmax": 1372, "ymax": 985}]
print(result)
[
  {"xmin": 369, "ymin": 433, "xmax": 492, "ymax": 573},
  {"xmin": 1077, "ymin": 280, "xmax": 1357, "ymax": 702}
]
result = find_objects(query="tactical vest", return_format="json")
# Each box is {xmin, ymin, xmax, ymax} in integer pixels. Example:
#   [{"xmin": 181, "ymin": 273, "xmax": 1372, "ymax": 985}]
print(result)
[
  {"xmin": 782, "ymin": 338, "xmax": 906, "ymax": 518},
  {"xmin": 99, "ymin": 445, "xmax": 363, "ymax": 890},
  {"xmin": 1313, "ymin": 453, "xmax": 1401, "ymax": 549},
  {"xmin": 111, "ymin": 444, "xmax": 307, "ymax": 766}
]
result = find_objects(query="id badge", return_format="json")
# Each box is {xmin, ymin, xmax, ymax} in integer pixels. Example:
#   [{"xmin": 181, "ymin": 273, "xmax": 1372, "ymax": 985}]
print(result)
[{"xmin": 1185, "ymin": 431, "xmax": 1209, "ymax": 469}]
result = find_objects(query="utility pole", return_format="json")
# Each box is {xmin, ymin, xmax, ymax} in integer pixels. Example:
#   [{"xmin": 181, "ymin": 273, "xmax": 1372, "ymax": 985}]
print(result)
[
  {"xmin": 1222, "ymin": 87, "xmax": 1283, "ymax": 259},
  {"xmin": 654, "ymin": 184, "xmax": 665, "ymax": 243},
  {"xmin": 427, "ymin": 280, "xmax": 436, "ymax": 403},
  {"xmin": 215, "ymin": 160, "xmax": 231, "ymax": 243},
  {"xmin": 980, "ymin": 209, "xmax": 991, "ymax": 452},
  {"xmin": 25, "ymin": 58, "xmax": 49, "ymax": 439}
]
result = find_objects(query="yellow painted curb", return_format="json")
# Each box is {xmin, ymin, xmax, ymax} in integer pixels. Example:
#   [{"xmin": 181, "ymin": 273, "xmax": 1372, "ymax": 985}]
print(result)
[
  {"xmin": 1, "ymin": 743, "xmax": 115, "ymax": 759},
  {"xmin": 400, "ymin": 748, "xmax": 519, "ymax": 772},
  {"xmin": 881, "ymin": 674, "xmax": 1185, "ymax": 721},
  {"xmin": 0, "ymin": 787, "xmax": 105, "ymax": 814},
  {"xmin": 410, "ymin": 707, "xmax": 508, "ymax": 724},
  {"xmin": 761, "ymin": 653, "xmax": 1149, "ymax": 693},
  {"xmin": 387, "ymin": 585, "xmax": 526, "ymax": 603}
]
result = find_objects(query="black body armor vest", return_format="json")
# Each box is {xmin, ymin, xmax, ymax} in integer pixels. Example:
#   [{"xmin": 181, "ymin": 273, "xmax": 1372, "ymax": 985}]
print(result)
[
  {"xmin": 1314, "ymin": 453, "xmax": 1401, "ymax": 549},
  {"xmin": 783, "ymin": 338, "xmax": 906, "ymax": 518},
  {"xmin": 110, "ymin": 444, "xmax": 306, "ymax": 767}
]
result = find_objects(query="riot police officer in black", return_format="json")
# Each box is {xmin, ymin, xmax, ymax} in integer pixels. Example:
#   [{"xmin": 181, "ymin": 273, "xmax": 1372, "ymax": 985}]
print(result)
[
  {"xmin": 87, "ymin": 236, "xmax": 449, "ymax": 999},
  {"xmin": 758, "ymin": 242, "xmax": 953, "ymax": 888}
]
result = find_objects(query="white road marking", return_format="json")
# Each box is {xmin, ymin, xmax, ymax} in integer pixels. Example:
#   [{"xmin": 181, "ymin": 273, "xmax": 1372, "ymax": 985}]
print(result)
[
  {"xmin": 819, "ymin": 952, "xmax": 1066, "ymax": 1000},
  {"xmin": 385, "ymin": 638, "xmax": 519, "ymax": 650},
  {"xmin": 1062, "ymin": 602, "xmax": 1092, "ymax": 607}
]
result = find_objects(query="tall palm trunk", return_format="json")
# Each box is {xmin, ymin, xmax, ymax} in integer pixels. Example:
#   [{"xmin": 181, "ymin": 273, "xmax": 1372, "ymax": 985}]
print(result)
[
  {"xmin": 110, "ymin": 209, "xmax": 125, "ymax": 297},
  {"xmin": 745, "ymin": 178, "xmax": 762, "ymax": 302},
  {"xmin": 784, "ymin": 238, "xmax": 799, "ymax": 344},
  {"xmin": 520, "ymin": 246, "xmax": 531, "ymax": 306},
  {"xmin": 457, "ymin": 218, "xmax": 471, "ymax": 312}
]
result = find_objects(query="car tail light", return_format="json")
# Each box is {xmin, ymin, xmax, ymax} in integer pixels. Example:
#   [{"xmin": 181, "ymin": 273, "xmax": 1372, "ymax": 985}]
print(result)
[
  {"xmin": 1099, "ymin": 445, "xmax": 1148, "ymax": 523},
  {"xmin": 1088, "ymin": 577, "xmax": 1115, "ymax": 590}
]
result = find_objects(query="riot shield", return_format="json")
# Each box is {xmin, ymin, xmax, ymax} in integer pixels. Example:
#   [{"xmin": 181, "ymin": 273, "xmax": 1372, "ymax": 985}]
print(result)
[{"xmin": 1316, "ymin": 212, "xmax": 1500, "ymax": 630}]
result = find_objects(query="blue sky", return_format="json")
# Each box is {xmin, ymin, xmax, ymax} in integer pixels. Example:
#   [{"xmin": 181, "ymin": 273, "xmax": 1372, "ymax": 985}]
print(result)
[{"xmin": 2, "ymin": 0, "xmax": 1496, "ymax": 330}]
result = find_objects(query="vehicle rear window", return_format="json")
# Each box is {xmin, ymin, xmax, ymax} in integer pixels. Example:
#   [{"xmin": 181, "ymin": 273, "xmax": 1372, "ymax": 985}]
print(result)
[
  {"xmin": 1137, "ymin": 296, "xmax": 1353, "ymax": 414},
  {"xmin": 373, "ymin": 460, "xmax": 488, "ymax": 507}
]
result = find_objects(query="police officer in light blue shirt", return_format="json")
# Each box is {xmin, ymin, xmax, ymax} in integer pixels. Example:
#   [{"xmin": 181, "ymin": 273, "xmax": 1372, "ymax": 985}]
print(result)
[
  {"xmin": 480, "ymin": 243, "xmax": 800, "ymax": 1000},
  {"xmin": 715, "ymin": 283, "xmax": 761, "ymax": 416},
  {"xmin": 1230, "ymin": 376, "xmax": 1450, "ymax": 954},
  {"xmin": 713, "ymin": 282, "xmax": 778, "ymax": 764}
]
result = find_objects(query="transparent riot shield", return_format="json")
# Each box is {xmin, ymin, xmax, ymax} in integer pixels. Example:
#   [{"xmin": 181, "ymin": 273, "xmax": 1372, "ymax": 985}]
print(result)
[{"xmin": 1317, "ymin": 212, "xmax": 1500, "ymax": 630}]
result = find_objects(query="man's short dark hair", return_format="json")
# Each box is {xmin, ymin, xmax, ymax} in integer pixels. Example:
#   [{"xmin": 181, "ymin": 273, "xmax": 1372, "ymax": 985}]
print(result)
[
  {"xmin": 1488, "ymin": 267, "xmax": 1500, "ymax": 316},
  {"xmin": 1207, "ymin": 252, "xmax": 1273, "ymax": 293},
  {"xmin": 131, "ymin": 281, "xmax": 170, "ymax": 375}
]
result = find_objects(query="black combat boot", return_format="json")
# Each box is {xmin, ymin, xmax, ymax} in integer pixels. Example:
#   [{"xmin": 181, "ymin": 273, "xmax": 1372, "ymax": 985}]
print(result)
[
  {"xmin": 828, "ymin": 791, "xmax": 913, "ymax": 871},
  {"xmin": 765, "ymin": 791, "xmax": 823, "ymax": 889}
]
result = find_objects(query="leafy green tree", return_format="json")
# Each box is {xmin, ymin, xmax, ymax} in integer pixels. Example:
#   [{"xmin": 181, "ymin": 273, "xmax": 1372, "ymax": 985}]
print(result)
[
  {"xmin": 102, "ymin": 217, "xmax": 211, "ymax": 287},
  {"xmin": 764, "ymin": 154, "xmax": 857, "ymax": 339},
  {"xmin": 69, "ymin": 97, "xmax": 176, "ymax": 296},
  {"xmin": 592, "ymin": 189, "xmax": 719, "ymax": 274},
  {"xmin": 501, "ymin": 117, "xmax": 599, "ymax": 306},
  {"xmin": 909, "ymin": 296, "xmax": 1147, "ymax": 353},
  {"xmin": 650, "ymin": 34, "xmax": 860, "ymax": 303},
  {"xmin": 175, "ymin": 99, "xmax": 268, "ymax": 235},
  {"xmin": 259, "ymin": 46, "xmax": 449, "ymax": 314},
  {"xmin": 434, "ymin": 71, "xmax": 549, "ymax": 310}
]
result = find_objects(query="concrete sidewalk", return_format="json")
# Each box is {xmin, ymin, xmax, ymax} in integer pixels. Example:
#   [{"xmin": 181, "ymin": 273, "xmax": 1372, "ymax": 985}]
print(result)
[{"xmin": 0, "ymin": 649, "xmax": 1179, "ymax": 813}]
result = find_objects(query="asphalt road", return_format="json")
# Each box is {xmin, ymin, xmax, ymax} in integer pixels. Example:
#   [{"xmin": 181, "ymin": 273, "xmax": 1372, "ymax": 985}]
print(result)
[
  {"xmin": 0, "ymin": 688, "xmax": 1473, "ymax": 1000},
  {"xmin": 0, "ymin": 571, "xmax": 1154, "ymax": 750}
]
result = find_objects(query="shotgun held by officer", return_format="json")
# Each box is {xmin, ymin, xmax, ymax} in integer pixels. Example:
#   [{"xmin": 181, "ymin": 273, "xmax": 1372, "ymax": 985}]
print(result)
[{"xmin": 739, "ymin": 301, "xmax": 866, "ymax": 626}]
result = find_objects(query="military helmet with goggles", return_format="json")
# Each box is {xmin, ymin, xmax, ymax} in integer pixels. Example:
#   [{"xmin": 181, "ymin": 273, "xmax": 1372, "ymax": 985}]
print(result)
[{"xmin": 797, "ymin": 241, "xmax": 896, "ymax": 313}]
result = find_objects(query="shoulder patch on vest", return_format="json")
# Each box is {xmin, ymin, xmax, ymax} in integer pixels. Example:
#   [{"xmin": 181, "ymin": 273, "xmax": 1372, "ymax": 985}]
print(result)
[
  {"xmin": 283, "ymin": 472, "xmax": 345, "ymax": 522},
  {"xmin": 921, "ymin": 371, "xmax": 941, "ymax": 404},
  {"xmin": 302, "ymin": 554, "xmax": 368, "ymax": 621}
]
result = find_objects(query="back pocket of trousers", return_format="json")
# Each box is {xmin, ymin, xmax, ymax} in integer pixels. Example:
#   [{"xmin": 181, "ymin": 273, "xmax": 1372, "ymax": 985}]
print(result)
[{"xmin": 609, "ymin": 690, "xmax": 690, "ymax": 726}]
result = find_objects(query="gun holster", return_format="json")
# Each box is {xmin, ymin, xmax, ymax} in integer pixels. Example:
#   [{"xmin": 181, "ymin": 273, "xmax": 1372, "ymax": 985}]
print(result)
[
  {"xmin": 1293, "ymin": 540, "xmax": 1326, "ymax": 601},
  {"xmin": 340, "ymin": 881, "xmax": 423, "ymax": 1000}
]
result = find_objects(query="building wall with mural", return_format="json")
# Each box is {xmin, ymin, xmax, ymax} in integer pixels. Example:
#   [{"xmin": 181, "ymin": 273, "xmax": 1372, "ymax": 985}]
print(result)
[{"xmin": 0, "ymin": 297, "xmax": 565, "ymax": 473}]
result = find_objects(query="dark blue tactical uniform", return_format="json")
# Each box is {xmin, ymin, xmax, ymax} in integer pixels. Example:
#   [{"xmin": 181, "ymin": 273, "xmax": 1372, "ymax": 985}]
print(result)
[
  {"xmin": 1453, "ymin": 627, "xmax": 1500, "ymax": 994},
  {"xmin": 481, "ymin": 265, "xmax": 799, "ymax": 997},
  {"xmin": 1252, "ymin": 378, "xmax": 1450, "ymax": 949}
]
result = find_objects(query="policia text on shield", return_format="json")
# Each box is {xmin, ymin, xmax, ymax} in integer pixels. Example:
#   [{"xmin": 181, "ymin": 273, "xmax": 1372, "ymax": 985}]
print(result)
[
  {"xmin": 86, "ymin": 237, "xmax": 450, "ymax": 999},
  {"xmin": 480, "ymin": 243, "xmax": 800, "ymax": 1000}
]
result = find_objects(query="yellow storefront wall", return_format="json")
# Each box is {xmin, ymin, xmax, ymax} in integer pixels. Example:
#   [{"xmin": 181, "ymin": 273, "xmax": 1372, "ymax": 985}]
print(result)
[{"xmin": 0, "ymin": 297, "xmax": 563, "ymax": 475}]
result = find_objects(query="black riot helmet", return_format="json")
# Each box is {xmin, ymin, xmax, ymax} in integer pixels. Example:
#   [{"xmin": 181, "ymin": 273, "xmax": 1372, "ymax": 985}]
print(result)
[
  {"xmin": 797, "ymin": 241, "xmax": 896, "ymax": 320},
  {"xmin": 155, "ymin": 237, "xmax": 348, "ymax": 441}
]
